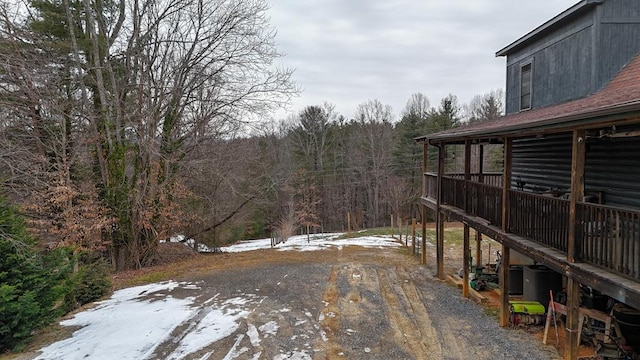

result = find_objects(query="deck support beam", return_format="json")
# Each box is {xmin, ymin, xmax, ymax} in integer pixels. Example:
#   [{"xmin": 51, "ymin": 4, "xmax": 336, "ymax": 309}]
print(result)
[
  {"xmin": 568, "ymin": 129, "xmax": 586, "ymax": 262},
  {"xmin": 476, "ymin": 144, "xmax": 484, "ymax": 267},
  {"xmin": 463, "ymin": 224, "xmax": 470, "ymax": 298},
  {"xmin": 565, "ymin": 129, "xmax": 586, "ymax": 359},
  {"xmin": 464, "ymin": 140, "xmax": 471, "ymax": 213},
  {"xmin": 502, "ymin": 138, "xmax": 512, "ymax": 232},
  {"xmin": 475, "ymin": 232, "xmax": 483, "ymax": 267},
  {"xmin": 500, "ymin": 245, "xmax": 511, "ymax": 327},
  {"xmin": 436, "ymin": 144, "xmax": 445, "ymax": 279},
  {"xmin": 422, "ymin": 143, "xmax": 428, "ymax": 265},
  {"xmin": 499, "ymin": 138, "xmax": 513, "ymax": 328}
]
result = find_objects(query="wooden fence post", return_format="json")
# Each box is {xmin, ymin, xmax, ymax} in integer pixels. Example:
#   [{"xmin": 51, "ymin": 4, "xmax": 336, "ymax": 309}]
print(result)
[{"xmin": 411, "ymin": 218, "xmax": 416, "ymax": 255}]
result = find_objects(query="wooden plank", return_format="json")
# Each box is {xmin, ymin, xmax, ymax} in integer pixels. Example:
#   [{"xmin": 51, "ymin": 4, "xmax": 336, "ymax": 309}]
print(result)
[
  {"xmin": 543, "ymin": 306, "xmax": 553, "ymax": 345},
  {"xmin": 469, "ymin": 288, "xmax": 487, "ymax": 303},
  {"xmin": 450, "ymin": 274, "xmax": 486, "ymax": 303},
  {"xmin": 447, "ymin": 274, "xmax": 463, "ymax": 286},
  {"xmin": 568, "ymin": 129, "xmax": 586, "ymax": 263}
]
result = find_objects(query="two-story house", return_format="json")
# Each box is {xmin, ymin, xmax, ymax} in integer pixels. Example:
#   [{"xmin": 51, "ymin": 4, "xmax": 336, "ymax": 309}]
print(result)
[{"xmin": 418, "ymin": 1, "xmax": 640, "ymax": 359}]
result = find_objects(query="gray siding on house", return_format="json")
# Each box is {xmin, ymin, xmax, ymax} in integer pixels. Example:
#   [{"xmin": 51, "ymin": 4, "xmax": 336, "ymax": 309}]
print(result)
[
  {"xmin": 597, "ymin": 23, "xmax": 640, "ymax": 91},
  {"xmin": 511, "ymin": 133, "xmax": 572, "ymax": 193},
  {"xmin": 600, "ymin": 0, "xmax": 640, "ymax": 18},
  {"xmin": 585, "ymin": 136, "xmax": 640, "ymax": 209},
  {"xmin": 502, "ymin": 0, "xmax": 640, "ymax": 115},
  {"xmin": 505, "ymin": 14, "xmax": 595, "ymax": 114},
  {"xmin": 510, "ymin": 127, "xmax": 640, "ymax": 210}
]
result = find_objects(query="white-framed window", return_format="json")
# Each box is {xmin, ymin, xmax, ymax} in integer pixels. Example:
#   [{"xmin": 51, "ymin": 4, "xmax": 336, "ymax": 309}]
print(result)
[{"xmin": 520, "ymin": 62, "xmax": 533, "ymax": 111}]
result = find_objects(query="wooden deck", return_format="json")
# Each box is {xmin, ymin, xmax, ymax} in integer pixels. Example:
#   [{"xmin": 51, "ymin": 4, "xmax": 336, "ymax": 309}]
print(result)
[{"xmin": 425, "ymin": 173, "xmax": 640, "ymax": 281}]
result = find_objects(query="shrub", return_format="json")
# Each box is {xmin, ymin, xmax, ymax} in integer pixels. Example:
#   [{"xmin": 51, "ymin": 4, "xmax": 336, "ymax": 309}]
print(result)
[
  {"xmin": 63, "ymin": 256, "xmax": 112, "ymax": 313},
  {"xmin": 0, "ymin": 196, "xmax": 70, "ymax": 351}
]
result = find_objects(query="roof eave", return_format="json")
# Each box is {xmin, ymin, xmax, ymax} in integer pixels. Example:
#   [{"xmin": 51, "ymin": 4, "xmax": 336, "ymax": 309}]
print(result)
[
  {"xmin": 495, "ymin": 0, "xmax": 603, "ymax": 57},
  {"xmin": 423, "ymin": 101, "xmax": 640, "ymax": 145}
]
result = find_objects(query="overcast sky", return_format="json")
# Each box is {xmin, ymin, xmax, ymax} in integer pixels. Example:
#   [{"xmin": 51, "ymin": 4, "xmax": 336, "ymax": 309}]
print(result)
[{"xmin": 268, "ymin": 0, "xmax": 578, "ymax": 121}]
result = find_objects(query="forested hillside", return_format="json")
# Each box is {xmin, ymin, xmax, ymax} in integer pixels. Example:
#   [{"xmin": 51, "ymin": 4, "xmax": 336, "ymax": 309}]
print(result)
[{"xmin": 0, "ymin": 0, "xmax": 502, "ymax": 274}]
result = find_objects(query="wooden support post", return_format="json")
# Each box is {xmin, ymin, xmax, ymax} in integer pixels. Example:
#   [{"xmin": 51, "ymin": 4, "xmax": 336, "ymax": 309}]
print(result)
[
  {"xmin": 568, "ymin": 129, "xmax": 586, "ymax": 263},
  {"xmin": 475, "ymin": 231, "xmax": 482, "ymax": 267},
  {"xmin": 565, "ymin": 278, "xmax": 581, "ymax": 360},
  {"xmin": 421, "ymin": 142, "xmax": 429, "ymax": 265},
  {"xmin": 500, "ymin": 245, "xmax": 511, "ymax": 327},
  {"xmin": 478, "ymin": 144, "xmax": 485, "ymax": 184},
  {"xmin": 436, "ymin": 144, "xmax": 445, "ymax": 279},
  {"xmin": 464, "ymin": 140, "xmax": 471, "ymax": 213},
  {"xmin": 391, "ymin": 214, "xmax": 394, "ymax": 238},
  {"xmin": 421, "ymin": 206, "xmax": 427, "ymax": 265},
  {"xmin": 502, "ymin": 138, "xmax": 513, "ymax": 233},
  {"xmin": 437, "ymin": 215, "xmax": 445, "ymax": 279},
  {"xmin": 462, "ymin": 224, "xmax": 470, "ymax": 298},
  {"xmin": 565, "ymin": 130, "xmax": 585, "ymax": 360},
  {"xmin": 423, "ymin": 142, "xmax": 429, "ymax": 197},
  {"xmin": 406, "ymin": 221, "xmax": 410, "ymax": 246}
]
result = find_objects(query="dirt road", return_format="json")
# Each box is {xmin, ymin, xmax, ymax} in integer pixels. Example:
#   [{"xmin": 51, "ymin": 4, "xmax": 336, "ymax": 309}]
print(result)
[{"xmin": 14, "ymin": 245, "xmax": 560, "ymax": 360}]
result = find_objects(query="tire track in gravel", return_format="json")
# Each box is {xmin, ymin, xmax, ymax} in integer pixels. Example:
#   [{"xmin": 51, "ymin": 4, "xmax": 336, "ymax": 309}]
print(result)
[
  {"xmin": 317, "ymin": 265, "xmax": 343, "ymax": 359},
  {"xmin": 377, "ymin": 267, "xmax": 443, "ymax": 359},
  {"xmin": 334, "ymin": 263, "xmax": 411, "ymax": 359}
]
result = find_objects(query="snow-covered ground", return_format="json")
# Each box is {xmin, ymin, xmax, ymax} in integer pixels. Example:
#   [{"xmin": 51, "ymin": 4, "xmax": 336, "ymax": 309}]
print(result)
[
  {"xmin": 219, "ymin": 232, "xmax": 403, "ymax": 253},
  {"xmin": 34, "ymin": 233, "xmax": 403, "ymax": 360}
]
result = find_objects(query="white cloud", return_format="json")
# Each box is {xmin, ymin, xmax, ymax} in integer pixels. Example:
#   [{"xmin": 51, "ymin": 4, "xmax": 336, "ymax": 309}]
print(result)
[{"xmin": 268, "ymin": 0, "xmax": 578, "ymax": 119}]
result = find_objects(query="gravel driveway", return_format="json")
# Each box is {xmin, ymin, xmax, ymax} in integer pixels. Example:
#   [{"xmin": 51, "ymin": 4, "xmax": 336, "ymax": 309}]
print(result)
[
  {"xmin": 154, "ymin": 247, "xmax": 560, "ymax": 359},
  {"xmin": 14, "ymin": 244, "xmax": 561, "ymax": 360}
]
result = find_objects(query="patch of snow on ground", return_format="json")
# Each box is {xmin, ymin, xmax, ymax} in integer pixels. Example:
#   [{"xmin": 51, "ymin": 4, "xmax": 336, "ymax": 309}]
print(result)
[
  {"xmin": 273, "ymin": 351, "xmax": 312, "ymax": 360},
  {"xmin": 246, "ymin": 324, "xmax": 261, "ymax": 346},
  {"xmin": 36, "ymin": 282, "xmax": 259, "ymax": 360},
  {"xmin": 36, "ymin": 282, "xmax": 195, "ymax": 360},
  {"xmin": 166, "ymin": 306, "xmax": 249, "ymax": 360},
  {"xmin": 221, "ymin": 334, "xmax": 248, "ymax": 360},
  {"xmin": 258, "ymin": 321, "xmax": 279, "ymax": 336},
  {"xmin": 220, "ymin": 233, "xmax": 401, "ymax": 253}
]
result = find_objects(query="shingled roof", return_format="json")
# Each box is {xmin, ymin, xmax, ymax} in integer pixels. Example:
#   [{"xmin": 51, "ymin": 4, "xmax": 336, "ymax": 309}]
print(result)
[{"xmin": 418, "ymin": 52, "xmax": 640, "ymax": 144}]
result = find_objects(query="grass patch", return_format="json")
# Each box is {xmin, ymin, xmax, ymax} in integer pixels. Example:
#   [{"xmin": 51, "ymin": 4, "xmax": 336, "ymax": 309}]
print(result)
[
  {"xmin": 439, "ymin": 228, "xmax": 481, "ymax": 246},
  {"xmin": 483, "ymin": 307, "xmax": 500, "ymax": 320},
  {"xmin": 117, "ymin": 270, "xmax": 173, "ymax": 288}
]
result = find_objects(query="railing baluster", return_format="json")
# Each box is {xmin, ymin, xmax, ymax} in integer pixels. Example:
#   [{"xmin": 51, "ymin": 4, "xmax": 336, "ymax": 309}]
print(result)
[
  {"xmin": 635, "ymin": 213, "xmax": 640, "ymax": 279},
  {"xmin": 576, "ymin": 203, "xmax": 640, "ymax": 280},
  {"xmin": 432, "ymin": 173, "xmax": 640, "ymax": 280}
]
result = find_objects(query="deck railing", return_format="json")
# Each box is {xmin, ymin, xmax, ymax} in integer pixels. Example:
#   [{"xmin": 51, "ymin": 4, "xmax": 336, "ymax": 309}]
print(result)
[
  {"xmin": 579, "ymin": 203, "xmax": 640, "ymax": 280},
  {"xmin": 442, "ymin": 176, "xmax": 465, "ymax": 209},
  {"xmin": 446, "ymin": 173, "xmax": 503, "ymax": 187},
  {"xmin": 425, "ymin": 173, "xmax": 438, "ymax": 200},
  {"xmin": 425, "ymin": 170, "xmax": 640, "ymax": 280},
  {"xmin": 424, "ymin": 172, "xmax": 502, "ymax": 201},
  {"xmin": 508, "ymin": 190, "xmax": 570, "ymax": 253},
  {"xmin": 467, "ymin": 181, "xmax": 503, "ymax": 227}
]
